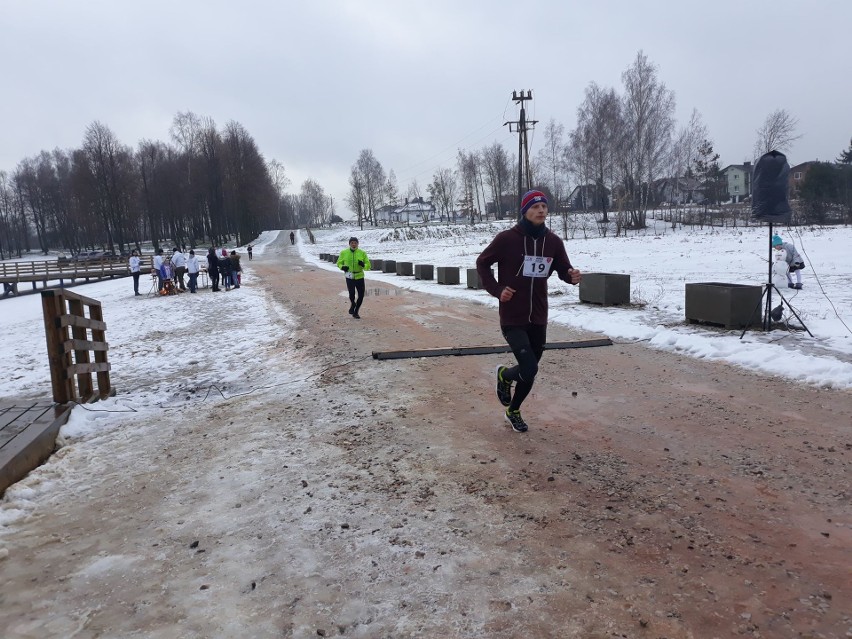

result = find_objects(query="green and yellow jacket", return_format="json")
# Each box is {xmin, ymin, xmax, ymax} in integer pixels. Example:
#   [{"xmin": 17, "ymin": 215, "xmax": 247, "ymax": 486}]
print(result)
[{"xmin": 336, "ymin": 248, "xmax": 371, "ymax": 280}]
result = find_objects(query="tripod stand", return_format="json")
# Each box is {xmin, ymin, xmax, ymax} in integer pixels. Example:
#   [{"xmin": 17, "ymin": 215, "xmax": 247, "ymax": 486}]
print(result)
[{"xmin": 740, "ymin": 223, "xmax": 812, "ymax": 339}]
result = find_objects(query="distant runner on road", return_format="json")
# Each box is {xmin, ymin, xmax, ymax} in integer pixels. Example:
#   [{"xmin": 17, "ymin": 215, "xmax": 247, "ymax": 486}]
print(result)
[{"xmin": 336, "ymin": 237, "xmax": 371, "ymax": 319}]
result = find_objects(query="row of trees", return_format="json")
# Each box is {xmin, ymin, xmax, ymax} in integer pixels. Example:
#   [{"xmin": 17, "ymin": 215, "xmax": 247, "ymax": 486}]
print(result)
[
  {"xmin": 0, "ymin": 112, "xmax": 336, "ymax": 259},
  {"xmin": 345, "ymin": 143, "xmax": 515, "ymax": 228},
  {"xmin": 796, "ymin": 140, "xmax": 852, "ymax": 224},
  {"xmin": 346, "ymin": 51, "xmax": 847, "ymax": 232}
]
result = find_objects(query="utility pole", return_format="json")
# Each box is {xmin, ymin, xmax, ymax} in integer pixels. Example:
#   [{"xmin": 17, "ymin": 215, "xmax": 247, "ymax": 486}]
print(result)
[{"xmin": 504, "ymin": 90, "xmax": 538, "ymax": 210}]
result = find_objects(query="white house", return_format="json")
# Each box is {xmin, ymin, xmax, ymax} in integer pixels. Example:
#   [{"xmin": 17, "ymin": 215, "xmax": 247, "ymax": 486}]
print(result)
[
  {"xmin": 720, "ymin": 162, "xmax": 752, "ymax": 202},
  {"xmin": 374, "ymin": 199, "xmax": 437, "ymax": 224}
]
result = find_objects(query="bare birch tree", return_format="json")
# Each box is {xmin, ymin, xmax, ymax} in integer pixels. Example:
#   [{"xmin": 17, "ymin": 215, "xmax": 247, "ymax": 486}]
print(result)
[
  {"xmin": 456, "ymin": 150, "xmax": 479, "ymax": 223},
  {"xmin": 668, "ymin": 109, "xmax": 708, "ymax": 211},
  {"xmin": 753, "ymin": 109, "xmax": 802, "ymax": 159},
  {"xmin": 386, "ymin": 169, "xmax": 400, "ymax": 208},
  {"xmin": 346, "ymin": 164, "xmax": 368, "ymax": 230},
  {"xmin": 354, "ymin": 149, "xmax": 385, "ymax": 226},
  {"xmin": 481, "ymin": 142, "xmax": 512, "ymax": 219},
  {"xmin": 621, "ymin": 51, "xmax": 676, "ymax": 228},
  {"xmin": 572, "ymin": 83, "xmax": 623, "ymax": 223},
  {"xmin": 82, "ymin": 121, "xmax": 137, "ymax": 252},
  {"xmin": 427, "ymin": 168, "xmax": 457, "ymax": 222},
  {"xmin": 267, "ymin": 159, "xmax": 290, "ymax": 229},
  {"xmin": 535, "ymin": 118, "xmax": 569, "ymax": 211},
  {"xmin": 169, "ymin": 111, "xmax": 202, "ymax": 182}
]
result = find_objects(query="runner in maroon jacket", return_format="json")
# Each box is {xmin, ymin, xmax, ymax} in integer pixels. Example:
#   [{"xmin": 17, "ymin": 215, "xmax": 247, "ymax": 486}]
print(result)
[{"xmin": 476, "ymin": 190, "xmax": 582, "ymax": 432}]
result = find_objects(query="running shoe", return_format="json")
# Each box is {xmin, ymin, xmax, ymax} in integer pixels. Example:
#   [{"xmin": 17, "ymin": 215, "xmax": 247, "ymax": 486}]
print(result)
[
  {"xmin": 504, "ymin": 408, "xmax": 528, "ymax": 433},
  {"xmin": 496, "ymin": 365, "xmax": 512, "ymax": 407}
]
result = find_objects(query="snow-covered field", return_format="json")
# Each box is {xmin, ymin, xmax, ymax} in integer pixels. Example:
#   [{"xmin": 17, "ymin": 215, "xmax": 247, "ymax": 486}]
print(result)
[
  {"xmin": 299, "ymin": 219, "xmax": 852, "ymax": 390},
  {"xmin": 2, "ymin": 221, "xmax": 851, "ymax": 414}
]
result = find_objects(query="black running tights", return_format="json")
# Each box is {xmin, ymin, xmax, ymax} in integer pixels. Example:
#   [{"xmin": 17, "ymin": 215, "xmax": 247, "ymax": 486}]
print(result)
[
  {"xmin": 501, "ymin": 323, "xmax": 546, "ymax": 411},
  {"xmin": 346, "ymin": 277, "xmax": 365, "ymax": 311}
]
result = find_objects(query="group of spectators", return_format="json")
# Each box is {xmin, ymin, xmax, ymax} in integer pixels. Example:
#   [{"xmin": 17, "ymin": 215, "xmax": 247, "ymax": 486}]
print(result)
[
  {"xmin": 128, "ymin": 246, "xmax": 243, "ymax": 295},
  {"xmin": 205, "ymin": 247, "xmax": 243, "ymax": 292}
]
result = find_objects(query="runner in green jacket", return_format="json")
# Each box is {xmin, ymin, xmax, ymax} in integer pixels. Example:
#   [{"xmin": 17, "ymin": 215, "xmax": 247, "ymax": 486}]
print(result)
[{"xmin": 336, "ymin": 237, "xmax": 371, "ymax": 319}]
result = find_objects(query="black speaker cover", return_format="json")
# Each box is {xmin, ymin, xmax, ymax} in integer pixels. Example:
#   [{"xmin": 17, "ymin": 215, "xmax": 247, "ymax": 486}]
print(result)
[{"xmin": 751, "ymin": 151, "xmax": 792, "ymax": 223}]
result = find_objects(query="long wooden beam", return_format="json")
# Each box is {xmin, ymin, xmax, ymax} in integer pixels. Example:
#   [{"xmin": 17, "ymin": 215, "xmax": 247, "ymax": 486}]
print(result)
[{"xmin": 372, "ymin": 338, "xmax": 612, "ymax": 360}]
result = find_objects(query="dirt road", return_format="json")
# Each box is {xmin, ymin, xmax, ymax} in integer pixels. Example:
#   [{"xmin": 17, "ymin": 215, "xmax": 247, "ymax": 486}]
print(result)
[{"xmin": 1, "ymin": 233, "xmax": 850, "ymax": 638}]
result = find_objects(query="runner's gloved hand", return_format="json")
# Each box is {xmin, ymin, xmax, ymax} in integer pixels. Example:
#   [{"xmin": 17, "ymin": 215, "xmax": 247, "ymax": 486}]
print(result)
[
  {"xmin": 358, "ymin": 260, "xmax": 364, "ymax": 267},
  {"xmin": 341, "ymin": 266, "xmax": 349, "ymax": 272}
]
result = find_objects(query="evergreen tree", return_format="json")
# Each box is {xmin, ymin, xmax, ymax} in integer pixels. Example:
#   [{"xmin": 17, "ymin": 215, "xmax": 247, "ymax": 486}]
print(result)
[
  {"xmin": 693, "ymin": 139, "xmax": 722, "ymax": 206},
  {"xmin": 838, "ymin": 138, "xmax": 852, "ymax": 164}
]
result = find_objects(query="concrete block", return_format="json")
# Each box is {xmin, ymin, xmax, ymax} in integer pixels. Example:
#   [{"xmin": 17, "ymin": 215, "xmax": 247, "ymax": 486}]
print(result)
[
  {"xmin": 414, "ymin": 264, "xmax": 434, "ymax": 280},
  {"xmin": 382, "ymin": 260, "xmax": 397, "ymax": 273},
  {"xmin": 395, "ymin": 261, "xmax": 413, "ymax": 276},
  {"xmin": 466, "ymin": 268, "xmax": 490, "ymax": 289},
  {"xmin": 437, "ymin": 266, "xmax": 460, "ymax": 285},
  {"xmin": 579, "ymin": 272, "xmax": 630, "ymax": 305},
  {"xmin": 685, "ymin": 282, "xmax": 763, "ymax": 328}
]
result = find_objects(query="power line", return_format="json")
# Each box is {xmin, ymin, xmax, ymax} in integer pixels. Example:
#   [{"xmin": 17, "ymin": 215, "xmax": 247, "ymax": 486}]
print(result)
[
  {"xmin": 394, "ymin": 124, "xmax": 514, "ymax": 188},
  {"xmin": 395, "ymin": 106, "xmax": 509, "ymax": 178}
]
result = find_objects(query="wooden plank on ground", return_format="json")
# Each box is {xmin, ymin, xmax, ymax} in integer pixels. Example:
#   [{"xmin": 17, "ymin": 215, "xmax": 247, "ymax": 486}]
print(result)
[
  {"xmin": 0, "ymin": 406, "xmax": 34, "ymax": 447},
  {"xmin": 0, "ymin": 403, "xmax": 70, "ymax": 496},
  {"xmin": 372, "ymin": 338, "xmax": 613, "ymax": 360}
]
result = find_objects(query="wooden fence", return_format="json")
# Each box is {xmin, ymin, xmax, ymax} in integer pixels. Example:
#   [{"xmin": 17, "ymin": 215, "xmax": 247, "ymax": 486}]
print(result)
[
  {"xmin": 1, "ymin": 257, "xmax": 153, "ymax": 296},
  {"xmin": 41, "ymin": 289, "xmax": 114, "ymax": 404}
]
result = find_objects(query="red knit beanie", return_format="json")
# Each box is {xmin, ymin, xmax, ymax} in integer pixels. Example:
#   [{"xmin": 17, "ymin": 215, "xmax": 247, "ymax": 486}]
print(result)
[{"xmin": 520, "ymin": 190, "xmax": 548, "ymax": 216}]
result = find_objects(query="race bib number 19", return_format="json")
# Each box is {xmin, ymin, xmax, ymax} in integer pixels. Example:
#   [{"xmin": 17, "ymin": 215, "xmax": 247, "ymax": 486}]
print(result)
[{"xmin": 523, "ymin": 255, "xmax": 552, "ymax": 278}]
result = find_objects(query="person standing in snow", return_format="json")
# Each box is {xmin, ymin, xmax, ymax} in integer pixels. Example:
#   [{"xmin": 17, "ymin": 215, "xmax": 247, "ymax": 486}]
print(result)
[
  {"xmin": 207, "ymin": 247, "xmax": 221, "ymax": 292},
  {"xmin": 289, "ymin": 231, "xmax": 295, "ymax": 245},
  {"xmin": 170, "ymin": 247, "xmax": 187, "ymax": 291},
  {"xmin": 187, "ymin": 249, "xmax": 200, "ymax": 293},
  {"xmin": 152, "ymin": 248, "xmax": 165, "ymax": 293},
  {"xmin": 772, "ymin": 234, "xmax": 805, "ymax": 289},
  {"xmin": 247, "ymin": 244, "xmax": 253, "ymax": 260},
  {"xmin": 336, "ymin": 237, "xmax": 371, "ymax": 319},
  {"xmin": 128, "ymin": 249, "xmax": 141, "ymax": 296},
  {"xmin": 219, "ymin": 252, "xmax": 233, "ymax": 291},
  {"xmin": 229, "ymin": 250, "xmax": 242, "ymax": 288},
  {"xmin": 476, "ymin": 190, "xmax": 582, "ymax": 433}
]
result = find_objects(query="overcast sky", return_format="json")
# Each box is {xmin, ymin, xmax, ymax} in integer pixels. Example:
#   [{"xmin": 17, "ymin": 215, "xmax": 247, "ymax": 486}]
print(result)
[{"xmin": 2, "ymin": 0, "xmax": 849, "ymax": 217}]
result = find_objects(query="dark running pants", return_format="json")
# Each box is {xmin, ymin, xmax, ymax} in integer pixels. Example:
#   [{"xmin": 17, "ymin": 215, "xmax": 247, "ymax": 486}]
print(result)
[
  {"xmin": 346, "ymin": 277, "xmax": 365, "ymax": 311},
  {"xmin": 501, "ymin": 323, "xmax": 547, "ymax": 411}
]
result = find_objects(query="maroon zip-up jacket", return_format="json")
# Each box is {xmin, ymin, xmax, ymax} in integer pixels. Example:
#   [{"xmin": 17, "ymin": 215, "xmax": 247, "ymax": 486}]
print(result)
[{"xmin": 476, "ymin": 223, "xmax": 575, "ymax": 326}]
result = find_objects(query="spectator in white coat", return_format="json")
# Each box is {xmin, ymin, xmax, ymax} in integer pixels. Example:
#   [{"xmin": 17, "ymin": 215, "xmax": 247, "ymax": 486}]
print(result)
[
  {"xmin": 128, "ymin": 250, "xmax": 141, "ymax": 296},
  {"xmin": 152, "ymin": 248, "xmax": 165, "ymax": 293},
  {"xmin": 187, "ymin": 250, "xmax": 200, "ymax": 293},
  {"xmin": 170, "ymin": 247, "xmax": 187, "ymax": 291}
]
